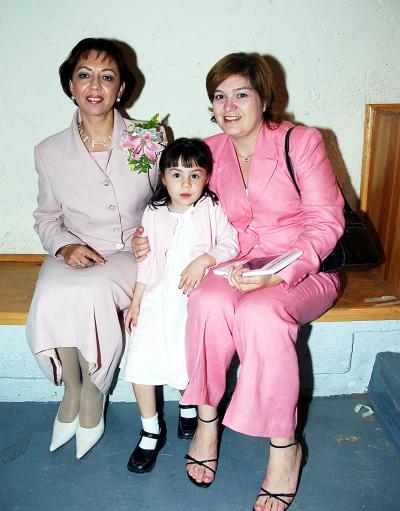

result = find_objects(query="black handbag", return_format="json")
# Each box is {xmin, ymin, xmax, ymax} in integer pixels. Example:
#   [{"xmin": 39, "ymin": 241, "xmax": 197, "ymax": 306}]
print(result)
[{"xmin": 284, "ymin": 127, "xmax": 380, "ymax": 272}]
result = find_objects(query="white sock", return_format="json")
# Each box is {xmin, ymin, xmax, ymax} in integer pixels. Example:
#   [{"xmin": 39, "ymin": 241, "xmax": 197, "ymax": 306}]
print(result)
[
  {"xmin": 139, "ymin": 413, "xmax": 159, "ymax": 449},
  {"xmin": 179, "ymin": 405, "xmax": 197, "ymax": 419}
]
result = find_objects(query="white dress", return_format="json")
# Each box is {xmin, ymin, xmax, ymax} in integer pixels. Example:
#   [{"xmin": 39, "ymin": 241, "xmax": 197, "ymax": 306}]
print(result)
[{"xmin": 122, "ymin": 209, "xmax": 196, "ymax": 389}]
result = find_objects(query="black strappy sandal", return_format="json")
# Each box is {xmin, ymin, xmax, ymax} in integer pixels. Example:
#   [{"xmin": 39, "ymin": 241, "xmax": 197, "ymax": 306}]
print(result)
[
  {"xmin": 184, "ymin": 415, "xmax": 219, "ymax": 488},
  {"xmin": 254, "ymin": 439, "xmax": 306, "ymax": 510},
  {"xmin": 256, "ymin": 487, "xmax": 296, "ymax": 509}
]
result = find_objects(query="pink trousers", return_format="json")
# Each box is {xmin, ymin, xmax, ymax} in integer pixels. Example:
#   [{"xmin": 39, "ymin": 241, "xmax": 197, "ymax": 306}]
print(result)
[{"xmin": 181, "ymin": 271, "xmax": 339, "ymax": 438}]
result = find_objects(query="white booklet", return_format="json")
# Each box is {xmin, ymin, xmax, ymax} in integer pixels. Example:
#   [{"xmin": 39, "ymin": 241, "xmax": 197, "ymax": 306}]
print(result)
[{"xmin": 214, "ymin": 249, "xmax": 303, "ymax": 277}]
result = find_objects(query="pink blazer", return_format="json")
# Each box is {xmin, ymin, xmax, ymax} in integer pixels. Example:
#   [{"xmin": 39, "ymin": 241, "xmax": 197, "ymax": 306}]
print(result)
[
  {"xmin": 136, "ymin": 197, "xmax": 239, "ymax": 290},
  {"xmin": 33, "ymin": 109, "xmax": 157, "ymax": 257},
  {"xmin": 206, "ymin": 121, "xmax": 345, "ymax": 287}
]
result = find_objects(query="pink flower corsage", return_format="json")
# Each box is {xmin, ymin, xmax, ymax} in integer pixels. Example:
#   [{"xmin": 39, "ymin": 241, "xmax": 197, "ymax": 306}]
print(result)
[{"xmin": 121, "ymin": 114, "xmax": 165, "ymax": 174}]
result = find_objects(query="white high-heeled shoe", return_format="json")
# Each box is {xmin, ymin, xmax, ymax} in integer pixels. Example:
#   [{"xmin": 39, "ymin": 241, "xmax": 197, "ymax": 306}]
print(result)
[
  {"xmin": 75, "ymin": 395, "xmax": 106, "ymax": 459},
  {"xmin": 49, "ymin": 407, "xmax": 79, "ymax": 452}
]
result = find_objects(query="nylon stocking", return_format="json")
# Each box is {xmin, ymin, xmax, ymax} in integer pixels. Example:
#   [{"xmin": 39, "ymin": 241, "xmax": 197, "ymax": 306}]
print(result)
[
  {"xmin": 57, "ymin": 347, "xmax": 81, "ymax": 422},
  {"xmin": 78, "ymin": 350, "xmax": 104, "ymax": 428}
]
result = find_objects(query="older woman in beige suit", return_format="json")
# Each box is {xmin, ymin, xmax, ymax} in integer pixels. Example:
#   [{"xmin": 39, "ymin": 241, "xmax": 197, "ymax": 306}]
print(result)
[{"xmin": 27, "ymin": 38, "xmax": 160, "ymax": 459}]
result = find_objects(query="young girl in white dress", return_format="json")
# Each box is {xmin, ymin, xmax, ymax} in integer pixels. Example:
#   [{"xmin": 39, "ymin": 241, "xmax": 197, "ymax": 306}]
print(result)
[{"xmin": 122, "ymin": 138, "xmax": 238, "ymax": 473}]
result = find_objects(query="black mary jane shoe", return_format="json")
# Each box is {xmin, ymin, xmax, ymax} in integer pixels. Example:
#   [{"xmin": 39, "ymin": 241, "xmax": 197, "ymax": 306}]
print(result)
[
  {"xmin": 177, "ymin": 404, "xmax": 197, "ymax": 440},
  {"xmin": 127, "ymin": 429, "xmax": 166, "ymax": 474}
]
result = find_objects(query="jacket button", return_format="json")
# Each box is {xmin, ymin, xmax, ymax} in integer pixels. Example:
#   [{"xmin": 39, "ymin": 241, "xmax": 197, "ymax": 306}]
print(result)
[
  {"xmin": 115, "ymin": 243, "xmax": 124, "ymax": 249},
  {"xmin": 113, "ymin": 226, "xmax": 120, "ymax": 232},
  {"xmin": 108, "ymin": 205, "xmax": 116, "ymax": 211},
  {"xmin": 103, "ymin": 180, "xmax": 110, "ymax": 186}
]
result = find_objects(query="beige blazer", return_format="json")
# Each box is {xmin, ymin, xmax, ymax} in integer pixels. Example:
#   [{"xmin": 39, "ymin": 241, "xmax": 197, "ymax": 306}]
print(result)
[{"xmin": 33, "ymin": 109, "xmax": 157, "ymax": 257}]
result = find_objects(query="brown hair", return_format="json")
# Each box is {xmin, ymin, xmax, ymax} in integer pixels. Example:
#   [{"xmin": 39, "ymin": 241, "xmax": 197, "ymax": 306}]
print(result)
[{"xmin": 206, "ymin": 52, "xmax": 280, "ymax": 126}]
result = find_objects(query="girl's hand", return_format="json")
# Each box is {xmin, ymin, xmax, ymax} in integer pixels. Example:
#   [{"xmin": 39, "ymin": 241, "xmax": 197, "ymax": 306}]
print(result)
[
  {"xmin": 179, "ymin": 254, "xmax": 215, "ymax": 295},
  {"xmin": 58, "ymin": 244, "xmax": 105, "ymax": 268},
  {"xmin": 132, "ymin": 226, "xmax": 150, "ymax": 262},
  {"xmin": 227, "ymin": 263, "xmax": 283, "ymax": 293},
  {"xmin": 125, "ymin": 303, "xmax": 140, "ymax": 334}
]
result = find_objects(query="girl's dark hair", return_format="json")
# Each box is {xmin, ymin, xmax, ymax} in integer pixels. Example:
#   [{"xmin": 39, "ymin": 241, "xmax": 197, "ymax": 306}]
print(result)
[
  {"xmin": 59, "ymin": 38, "xmax": 135, "ymax": 107},
  {"xmin": 150, "ymin": 138, "xmax": 219, "ymax": 208}
]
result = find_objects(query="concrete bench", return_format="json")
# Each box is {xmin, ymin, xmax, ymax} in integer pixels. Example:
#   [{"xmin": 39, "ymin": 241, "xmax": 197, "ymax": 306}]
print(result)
[{"xmin": 1, "ymin": 256, "xmax": 399, "ymax": 401}]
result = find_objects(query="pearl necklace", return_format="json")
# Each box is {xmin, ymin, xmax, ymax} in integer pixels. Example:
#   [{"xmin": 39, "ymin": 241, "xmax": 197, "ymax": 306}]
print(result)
[{"xmin": 78, "ymin": 121, "xmax": 112, "ymax": 149}]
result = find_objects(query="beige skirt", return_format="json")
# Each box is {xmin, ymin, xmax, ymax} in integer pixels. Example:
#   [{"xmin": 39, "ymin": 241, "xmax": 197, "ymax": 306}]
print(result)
[{"xmin": 26, "ymin": 251, "xmax": 137, "ymax": 394}]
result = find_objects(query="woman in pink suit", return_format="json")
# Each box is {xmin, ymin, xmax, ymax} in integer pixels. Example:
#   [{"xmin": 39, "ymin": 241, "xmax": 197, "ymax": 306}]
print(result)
[
  {"xmin": 27, "ymin": 38, "xmax": 159, "ymax": 459},
  {"xmin": 177, "ymin": 53, "xmax": 345, "ymax": 510}
]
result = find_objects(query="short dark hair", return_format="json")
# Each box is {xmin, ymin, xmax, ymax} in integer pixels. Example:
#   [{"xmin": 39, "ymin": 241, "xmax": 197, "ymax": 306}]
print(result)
[
  {"xmin": 206, "ymin": 52, "xmax": 279, "ymax": 126},
  {"xmin": 150, "ymin": 138, "xmax": 218, "ymax": 208},
  {"xmin": 59, "ymin": 38, "xmax": 135, "ymax": 107}
]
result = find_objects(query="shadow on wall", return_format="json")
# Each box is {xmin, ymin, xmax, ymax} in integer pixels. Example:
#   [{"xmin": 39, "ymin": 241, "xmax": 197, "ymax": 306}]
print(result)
[
  {"xmin": 113, "ymin": 39, "xmax": 174, "ymax": 143},
  {"xmin": 112, "ymin": 39, "xmax": 145, "ymax": 117},
  {"xmin": 319, "ymin": 128, "xmax": 359, "ymax": 210},
  {"xmin": 262, "ymin": 54, "xmax": 359, "ymax": 210},
  {"xmin": 263, "ymin": 54, "xmax": 294, "ymax": 124}
]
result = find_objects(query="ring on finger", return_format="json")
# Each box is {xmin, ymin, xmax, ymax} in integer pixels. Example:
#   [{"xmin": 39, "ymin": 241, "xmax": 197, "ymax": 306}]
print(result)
[{"xmin": 75, "ymin": 260, "xmax": 83, "ymax": 268}]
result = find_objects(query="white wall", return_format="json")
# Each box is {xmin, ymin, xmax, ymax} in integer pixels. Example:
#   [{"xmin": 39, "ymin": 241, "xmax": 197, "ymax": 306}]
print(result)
[{"xmin": 1, "ymin": 0, "xmax": 399, "ymax": 253}]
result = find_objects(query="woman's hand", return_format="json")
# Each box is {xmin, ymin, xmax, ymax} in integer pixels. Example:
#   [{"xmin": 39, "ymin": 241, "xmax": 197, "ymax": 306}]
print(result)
[
  {"xmin": 179, "ymin": 254, "xmax": 215, "ymax": 296},
  {"xmin": 227, "ymin": 263, "xmax": 283, "ymax": 293},
  {"xmin": 58, "ymin": 244, "xmax": 105, "ymax": 268},
  {"xmin": 124, "ymin": 302, "xmax": 140, "ymax": 334},
  {"xmin": 132, "ymin": 226, "xmax": 150, "ymax": 262}
]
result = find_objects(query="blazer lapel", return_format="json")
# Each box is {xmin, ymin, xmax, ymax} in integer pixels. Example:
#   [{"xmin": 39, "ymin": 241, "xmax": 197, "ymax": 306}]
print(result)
[
  {"xmin": 63, "ymin": 109, "xmax": 88, "ymax": 161},
  {"xmin": 213, "ymin": 136, "xmax": 250, "ymax": 210},
  {"xmin": 247, "ymin": 124, "xmax": 278, "ymax": 205},
  {"xmin": 62, "ymin": 109, "xmax": 105, "ymax": 178},
  {"xmin": 107, "ymin": 110, "xmax": 129, "ymax": 176},
  {"xmin": 63, "ymin": 109, "xmax": 128, "ymax": 177}
]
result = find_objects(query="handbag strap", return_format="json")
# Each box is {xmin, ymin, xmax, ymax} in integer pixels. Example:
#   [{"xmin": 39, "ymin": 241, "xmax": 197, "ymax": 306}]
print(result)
[
  {"xmin": 284, "ymin": 126, "xmax": 351, "ymax": 213},
  {"xmin": 284, "ymin": 127, "xmax": 300, "ymax": 195}
]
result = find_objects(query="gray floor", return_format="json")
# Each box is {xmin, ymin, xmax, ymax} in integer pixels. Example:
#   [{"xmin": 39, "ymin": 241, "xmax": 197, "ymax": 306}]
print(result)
[{"xmin": 1, "ymin": 395, "xmax": 399, "ymax": 511}]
